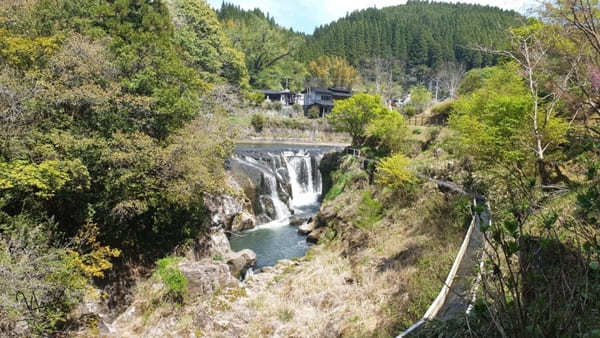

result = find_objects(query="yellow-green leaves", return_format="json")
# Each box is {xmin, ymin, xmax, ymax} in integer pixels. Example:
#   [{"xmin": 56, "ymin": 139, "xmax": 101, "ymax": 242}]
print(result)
[
  {"xmin": 0, "ymin": 28, "xmax": 61, "ymax": 71},
  {"xmin": 328, "ymin": 93, "xmax": 390, "ymax": 146},
  {"xmin": 366, "ymin": 110, "xmax": 408, "ymax": 154},
  {"xmin": 375, "ymin": 154, "xmax": 417, "ymax": 192},
  {"xmin": 0, "ymin": 159, "xmax": 89, "ymax": 199}
]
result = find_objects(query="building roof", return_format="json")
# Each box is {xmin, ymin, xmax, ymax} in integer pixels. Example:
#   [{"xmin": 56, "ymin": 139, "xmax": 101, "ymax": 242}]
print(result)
[
  {"xmin": 301, "ymin": 87, "xmax": 352, "ymax": 98},
  {"xmin": 258, "ymin": 89, "xmax": 295, "ymax": 95}
]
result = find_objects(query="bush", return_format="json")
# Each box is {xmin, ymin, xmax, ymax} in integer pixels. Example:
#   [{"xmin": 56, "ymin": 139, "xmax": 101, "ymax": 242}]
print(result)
[
  {"xmin": 307, "ymin": 105, "xmax": 320, "ymax": 119},
  {"xmin": 155, "ymin": 257, "xmax": 187, "ymax": 302},
  {"xmin": 375, "ymin": 154, "xmax": 417, "ymax": 194},
  {"xmin": 245, "ymin": 91, "xmax": 265, "ymax": 106},
  {"xmin": 251, "ymin": 113, "xmax": 266, "ymax": 132},
  {"xmin": 403, "ymin": 104, "xmax": 417, "ymax": 117},
  {"xmin": 292, "ymin": 104, "xmax": 302, "ymax": 114},
  {"xmin": 271, "ymin": 101, "xmax": 283, "ymax": 111},
  {"xmin": 429, "ymin": 100, "xmax": 455, "ymax": 123}
]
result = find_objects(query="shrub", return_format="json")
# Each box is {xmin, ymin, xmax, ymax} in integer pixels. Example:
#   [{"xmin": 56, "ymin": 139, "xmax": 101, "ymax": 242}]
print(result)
[
  {"xmin": 429, "ymin": 100, "xmax": 455, "ymax": 124},
  {"xmin": 271, "ymin": 101, "xmax": 283, "ymax": 111},
  {"xmin": 355, "ymin": 191, "xmax": 383, "ymax": 230},
  {"xmin": 245, "ymin": 91, "xmax": 265, "ymax": 106},
  {"xmin": 155, "ymin": 257, "xmax": 187, "ymax": 302},
  {"xmin": 412, "ymin": 128, "xmax": 422, "ymax": 135},
  {"xmin": 375, "ymin": 154, "xmax": 417, "ymax": 193},
  {"xmin": 307, "ymin": 105, "xmax": 320, "ymax": 119},
  {"xmin": 251, "ymin": 113, "xmax": 266, "ymax": 132},
  {"xmin": 292, "ymin": 104, "xmax": 302, "ymax": 114},
  {"xmin": 403, "ymin": 104, "xmax": 417, "ymax": 117}
]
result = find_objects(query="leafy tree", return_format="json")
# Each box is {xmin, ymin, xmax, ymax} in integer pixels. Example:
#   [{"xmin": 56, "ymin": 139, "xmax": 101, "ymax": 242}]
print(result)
[
  {"xmin": 409, "ymin": 85, "xmax": 433, "ymax": 113},
  {"xmin": 328, "ymin": 93, "xmax": 389, "ymax": 146},
  {"xmin": 307, "ymin": 55, "xmax": 360, "ymax": 89},
  {"xmin": 165, "ymin": 0, "xmax": 249, "ymax": 87},
  {"xmin": 366, "ymin": 111, "xmax": 408, "ymax": 154},
  {"xmin": 219, "ymin": 4, "xmax": 303, "ymax": 87}
]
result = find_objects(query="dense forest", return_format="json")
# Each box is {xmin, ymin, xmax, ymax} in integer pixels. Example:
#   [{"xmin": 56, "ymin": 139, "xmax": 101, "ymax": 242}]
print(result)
[{"xmin": 302, "ymin": 1, "xmax": 522, "ymax": 69}]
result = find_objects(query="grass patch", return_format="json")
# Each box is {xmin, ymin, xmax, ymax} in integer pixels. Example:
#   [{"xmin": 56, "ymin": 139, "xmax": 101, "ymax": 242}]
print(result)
[{"xmin": 155, "ymin": 257, "xmax": 187, "ymax": 302}]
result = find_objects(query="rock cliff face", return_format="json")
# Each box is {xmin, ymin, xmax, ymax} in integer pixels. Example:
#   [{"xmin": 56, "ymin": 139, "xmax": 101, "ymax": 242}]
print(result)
[{"xmin": 203, "ymin": 176, "xmax": 257, "ymax": 232}]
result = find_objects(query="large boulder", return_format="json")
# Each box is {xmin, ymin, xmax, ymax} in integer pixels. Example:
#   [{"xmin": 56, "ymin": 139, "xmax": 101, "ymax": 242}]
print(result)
[
  {"xmin": 177, "ymin": 260, "xmax": 239, "ymax": 297},
  {"xmin": 232, "ymin": 211, "xmax": 256, "ymax": 231},
  {"xmin": 307, "ymin": 228, "xmax": 327, "ymax": 243},
  {"xmin": 226, "ymin": 249, "xmax": 257, "ymax": 278},
  {"xmin": 298, "ymin": 221, "xmax": 316, "ymax": 234},
  {"xmin": 289, "ymin": 217, "xmax": 308, "ymax": 227}
]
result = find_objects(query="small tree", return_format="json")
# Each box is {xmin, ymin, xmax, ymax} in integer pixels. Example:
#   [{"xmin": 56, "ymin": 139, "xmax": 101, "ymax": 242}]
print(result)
[
  {"xmin": 409, "ymin": 85, "xmax": 433, "ymax": 113},
  {"xmin": 328, "ymin": 93, "xmax": 389, "ymax": 146},
  {"xmin": 366, "ymin": 111, "xmax": 408, "ymax": 154},
  {"xmin": 251, "ymin": 113, "xmax": 265, "ymax": 132},
  {"xmin": 307, "ymin": 105, "xmax": 320, "ymax": 119}
]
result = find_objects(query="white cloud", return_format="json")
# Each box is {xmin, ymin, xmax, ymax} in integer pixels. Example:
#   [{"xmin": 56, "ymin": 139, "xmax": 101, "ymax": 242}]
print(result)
[{"xmin": 207, "ymin": 0, "xmax": 537, "ymax": 33}]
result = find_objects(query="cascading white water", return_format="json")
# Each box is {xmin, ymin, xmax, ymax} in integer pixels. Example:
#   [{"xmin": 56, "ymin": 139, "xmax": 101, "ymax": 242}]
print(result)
[
  {"xmin": 232, "ymin": 149, "xmax": 323, "ymax": 225},
  {"xmin": 283, "ymin": 151, "xmax": 319, "ymax": 207}
]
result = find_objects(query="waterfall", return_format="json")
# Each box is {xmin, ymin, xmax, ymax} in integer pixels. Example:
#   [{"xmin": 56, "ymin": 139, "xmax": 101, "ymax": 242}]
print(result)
[
  {"xmin": 231, "ymin": 148, "xmax": 326, "ymax": 226},
  {"xmin": 283, "ymin": 151, "xmax": 319, "ymax": 208}
]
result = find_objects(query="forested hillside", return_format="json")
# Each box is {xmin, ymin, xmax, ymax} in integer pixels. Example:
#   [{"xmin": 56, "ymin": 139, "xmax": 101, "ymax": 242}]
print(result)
[
  {"xmin": 217, "ymin": 3, "xmax": 307, "ymax": 90},
  {"xmin": 301, "ymin": 1, "xmax": 521, "ymax": 69}
]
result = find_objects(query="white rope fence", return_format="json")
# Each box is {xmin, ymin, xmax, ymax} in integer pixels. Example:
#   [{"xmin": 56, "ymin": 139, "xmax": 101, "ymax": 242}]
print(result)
[{"xmin": 398, "ymin": 197, "xmax": 483, "ymax": 337}]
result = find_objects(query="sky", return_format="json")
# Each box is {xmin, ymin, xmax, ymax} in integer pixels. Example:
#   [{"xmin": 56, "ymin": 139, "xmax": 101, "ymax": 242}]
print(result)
[{"xmin": 207, "ymin": 0, "xmax": 538, "ymax": 34}]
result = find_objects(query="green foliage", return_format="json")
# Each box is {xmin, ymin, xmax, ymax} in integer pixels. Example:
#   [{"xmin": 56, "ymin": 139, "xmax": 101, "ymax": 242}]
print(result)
[
  {"xmin": 449, "ymin": 63, "xmax": 568, "ymax": 171},
  {"xmin": 0, "ymin": 213, "xmax": 118, "ymax": 336},
  {"xmin": 251, "ymin": 113, "xmax": 266, "ymax": 132},
  {"xmin": 366, "ymin": 111, "xmax": 408, "ymax": 154},
  {"xmin": 328, "ymin": 93, "xmax": 390, "ymax": 146},
  {"xmin": 307, "ymin": 105, "xmax": 320, "ymax": 119},
  {"xmin": 409, "ymin": 85, "xmax": 433, "ymax": 114},
  {"xmin": 403, "ymin": 104, "xmax": 417, "ymax": 117},
  {"xmin": 269, "ymin": 101, "xmax": 283, "ymax": 111},
  {"xmin": 218, "ymin": 3, "xmax": 304, "ymax": 88},
  {"xmin": 155, "ymin": 257, "xmax": 187, "ymax": 302},
  {"xmin": 307, "ymin": 55, "xmax": 360, "ymax": 89},
  {"xmin": 246, "ymin": 90, "xmax": 265, "ymax": 106},
  {"xmin": 355, "ymin": 191, "xmax": 383, "ymax": 230},
  {"xmin": 292, "ymin": 103, "xmax": 302, "ymax": 114},
  {"xmin": 375, "ymin": 154, "xmax": 417, "ymax": 193},
  {"xmin": 429, "ymin": 100, "xmax": 455, "ymax": 122},
  {"xmin": 165, "ymin": 0, "xmax": 249, "ymax": 87},
  {"xmin": 457, "ymin": 67, "xmax": 496, "ymax": 95},
  {"xmin": 301, "ymin": 1, "xmax": 519, "ymax": 69}
]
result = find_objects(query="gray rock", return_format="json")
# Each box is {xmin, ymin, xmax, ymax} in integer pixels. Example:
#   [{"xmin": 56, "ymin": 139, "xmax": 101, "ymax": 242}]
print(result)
[
  {"xmin": 226, "ymin": 249, "xmax": 257, "ymax": 278},
  {"xmin": 289, "ymin": 217, "xmax": 306, "ymax": 227},
  {"xmin": 177, "ymin": 260, "xmax": 239, "ymax": 297},
  {"xmin": 232, "ymin": 211, "xmax": 256, "ymax": 231},
  {"xmin": 298, "ymin": 221, "xmax": 316, "ymax": 234},
  {"xmin": 307, "ymin": 228, "xmax": 327, "ymax": 243}
]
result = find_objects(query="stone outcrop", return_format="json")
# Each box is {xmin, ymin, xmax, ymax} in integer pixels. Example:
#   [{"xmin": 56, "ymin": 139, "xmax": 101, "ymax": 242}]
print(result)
[
  {"xmin": 203, "ymin": 174, "xmax": 257, "ymax": 232},
  {"xmin": 226, "ymin": 249, "xmax": 257, "ymax": 278},
  {"xmin": 307, "ymin": 228, "xmax": 327, "ymax": 243},
  {"xmin": 298, "ymin": 221, "xmax": 316, "ymax": 234},
  {"xmin": 232, "ymin": 211, "xmax": 256, "ymax": 231},
  {"xmin": 177, "ymin": 260, "xmax": 239, "ymax": 297}
]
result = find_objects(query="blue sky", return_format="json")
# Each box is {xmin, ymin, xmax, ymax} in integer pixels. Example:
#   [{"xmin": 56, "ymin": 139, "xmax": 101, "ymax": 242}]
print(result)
[{"xmin": 207, "ymin": 0, "xmax": 537, "ymax": 34}]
